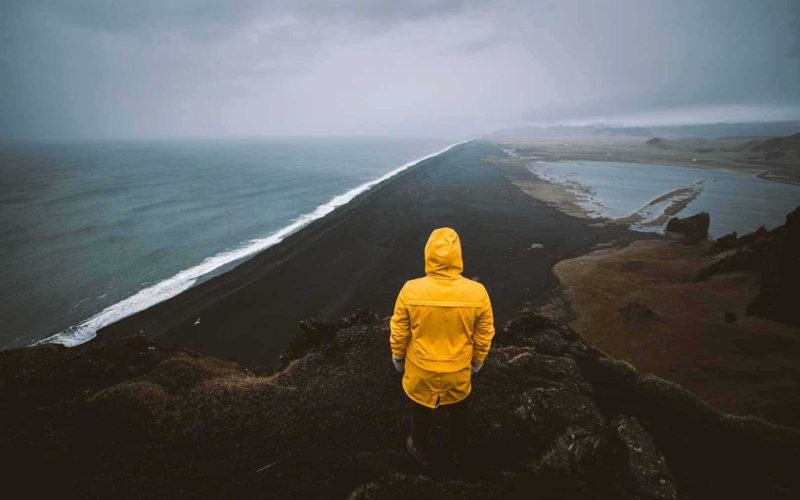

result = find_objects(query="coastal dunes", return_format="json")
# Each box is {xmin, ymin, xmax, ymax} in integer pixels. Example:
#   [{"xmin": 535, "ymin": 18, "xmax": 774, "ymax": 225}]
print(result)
[{"xmin": 101, "ymin": 140, "xmax": 643, "ymax": 366}]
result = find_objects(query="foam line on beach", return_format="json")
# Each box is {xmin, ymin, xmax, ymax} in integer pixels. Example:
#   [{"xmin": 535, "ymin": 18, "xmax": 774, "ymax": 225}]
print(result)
[{"xmin": 38, "ymin": 139, "xmax": 472, "ymax": 348}]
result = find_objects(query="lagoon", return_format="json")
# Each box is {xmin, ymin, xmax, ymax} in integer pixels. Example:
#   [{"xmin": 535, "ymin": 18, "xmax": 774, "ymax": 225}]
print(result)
[{"xmin": 527, "ymin": 160, "xmax": 800, "ymax": 238}]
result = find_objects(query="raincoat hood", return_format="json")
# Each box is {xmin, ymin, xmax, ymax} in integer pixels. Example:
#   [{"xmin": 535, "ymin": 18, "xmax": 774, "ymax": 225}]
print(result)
[
  {"xmin": 424, "ymin": 227, "xmax": 464, "ymax": 278},
  {"xmin": 391, "ymin": 226, "xmax": 495, "ymax": 408}
]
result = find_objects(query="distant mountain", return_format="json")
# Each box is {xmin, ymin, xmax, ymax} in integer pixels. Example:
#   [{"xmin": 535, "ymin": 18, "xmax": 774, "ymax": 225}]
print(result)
[
  {"xmin": 748, "ymin": 132, "xmax": 800, "ymax": 152},
  {"xmin": 492, "ymin": 121, "xmax": 800, "ymax": 139},
  {"xmin": 644, "ymin": 137, "xmax": 671, "ymax": 148}
]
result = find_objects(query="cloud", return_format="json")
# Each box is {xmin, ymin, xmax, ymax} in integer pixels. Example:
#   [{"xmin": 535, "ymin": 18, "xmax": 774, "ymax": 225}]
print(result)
[
  {"xmin": 1, "ymin": 0, "xmax": 799, "ymax": 140},
  {"xmin": 19, "ymin": 0, "xmax": 484, "ymax": 38}
]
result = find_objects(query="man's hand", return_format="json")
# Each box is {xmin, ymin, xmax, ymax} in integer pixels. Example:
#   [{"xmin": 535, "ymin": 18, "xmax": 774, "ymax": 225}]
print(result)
[
  {"xmin": 392, "ymin": 356, "xmax": 405, "ymax": 372},
  {"xmin": 471, "ymin": 362, "xmax": 483, "ymax": 374}
]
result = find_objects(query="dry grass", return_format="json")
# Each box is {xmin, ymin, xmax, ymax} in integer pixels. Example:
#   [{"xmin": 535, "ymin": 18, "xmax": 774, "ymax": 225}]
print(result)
[
  {"xmin": 545, "ymin": 238, "xmax": 800, "ymax": 427},
  {"xmin": 199, "ymin": 373, "xmax": 277, "ymax": 395}
]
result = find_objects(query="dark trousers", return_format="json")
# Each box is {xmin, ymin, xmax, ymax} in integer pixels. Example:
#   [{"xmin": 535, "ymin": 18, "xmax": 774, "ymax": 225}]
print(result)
[{"xmin": 410, "ymin": 395, "xmax": 469, "ymax": 453}]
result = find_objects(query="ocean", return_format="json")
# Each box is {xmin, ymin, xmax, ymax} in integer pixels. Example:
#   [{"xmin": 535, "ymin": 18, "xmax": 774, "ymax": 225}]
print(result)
[
  {"xmin": 526, "ymin": 160, "xmax": 800, "ymax": 238},
  {"xmin": 0, "ymin": 137, "xmax": 455, "ymax": 349}
]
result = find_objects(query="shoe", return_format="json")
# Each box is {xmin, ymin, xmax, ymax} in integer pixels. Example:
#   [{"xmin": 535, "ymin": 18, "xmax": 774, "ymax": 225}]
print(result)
[{"xmin": 406, "ymin": 436, "xmax": 432, "ymax": 466}]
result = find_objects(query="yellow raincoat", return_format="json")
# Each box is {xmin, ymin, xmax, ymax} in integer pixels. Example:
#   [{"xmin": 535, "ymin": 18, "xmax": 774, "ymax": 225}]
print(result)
[{"xmin": 389, "ymin": 227, "xmax": 495, "ymax": 408}]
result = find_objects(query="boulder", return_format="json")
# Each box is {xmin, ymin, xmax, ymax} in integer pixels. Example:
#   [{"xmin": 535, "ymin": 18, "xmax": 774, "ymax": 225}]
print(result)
[
  {"xmin": 665, "ymin": 212, "xmax": 710, "ymax": 243},
  {"xmin": 606, "ymin": 416, "xmax": 678, "ymax": 500}
]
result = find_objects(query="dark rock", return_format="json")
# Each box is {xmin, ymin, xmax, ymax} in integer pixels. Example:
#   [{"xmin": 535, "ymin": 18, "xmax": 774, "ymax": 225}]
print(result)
[
  {"xmin": 579, "ymin": 354, "xmax": 800, "ymax": 500},
  {"xmin": 536, "ymin": 426, "xmax": 605, "ymax": 478},
  {"xmin": 748, "ymin": 205, "xmax": 800, "ymax": 326},
  {"xmin": 498, "ymin": 313, "xmax": 580, "ymax": 353},
  {"xmin": 665, "ymin": 212, "xmax": 710, "ymax": 243},
  {"xmin": 724, "ymin": 312, "xmax": 737, "ymax": 323},
  {"xmin": 528, "ymin": 328, "xmax": 572, "ymax": 356},
  {"xmin": 695, "ymin": 236, "xmax": 773, "ymax": 281},
  {"xmin": 618, "ymin": 302, "xmax": 656, "ymax": 322},
  {"xmin": 280, "ymin": 309, "xmax": 379, "ymax": 366},
  {"xmin": 696, "ymin": 206, "xmax": 800, "ymax": 326},
  {"xmin": 3, "ymin": 312, "xmax": 800, "ymax": 499},
  {"xmin": 708, "ymin": 226, "xmax": 770, "ymax": 255},
  {"xmin": 606, "ymin": 416, "xmax": 678, "ymax": 500},
  {"xmin": 695, "ymin": 253, "xmax": 742, "ymax": 281},
  {"xmin": 513, "ymin": 385, "xmax": 606, "ymax": 437},
  {"xmin": 737, "ymin": 226, "xmax": 770, "ymax": 246},
  {"xmin": 709, "ymin": 231, "xmax": 738, "ymax": 253}
]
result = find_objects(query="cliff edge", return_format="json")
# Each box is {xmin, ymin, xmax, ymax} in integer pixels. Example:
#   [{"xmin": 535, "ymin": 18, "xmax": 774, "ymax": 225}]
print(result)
[{"xmin": 2, "ymin": 313, "xmax": 798, "ymax": 499}]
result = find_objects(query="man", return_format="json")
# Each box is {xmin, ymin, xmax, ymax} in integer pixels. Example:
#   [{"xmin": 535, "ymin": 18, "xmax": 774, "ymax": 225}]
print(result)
[{"xmin": 389, "ymin": 227, "xmax": 495, "ymax": 466}]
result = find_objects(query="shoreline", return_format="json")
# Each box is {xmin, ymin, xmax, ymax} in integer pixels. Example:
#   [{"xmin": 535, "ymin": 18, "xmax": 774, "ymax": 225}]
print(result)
[
  {"xmin": 491, "ymin": 136, "xmax": 800, "ymax": 185},
  {"xmin": 39, "ymin": 140, "xmax": 470, "ymax": 349},
  {"xmin": 492, "ymin": 144, "xmax": 800, "ymax": 238},
  {"xmin": 756, "ymin": 170, "xmax": 800, "ymax": 186},
  {"xmin": 99, "ymin": 140, "xmax": 647, "ymax": 367}
]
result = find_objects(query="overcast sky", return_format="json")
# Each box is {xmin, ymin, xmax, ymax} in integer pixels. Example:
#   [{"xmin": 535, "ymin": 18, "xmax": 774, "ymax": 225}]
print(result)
[{"xmin": 1, "ymin": 0, "xmax": 799, "ymax": 140}]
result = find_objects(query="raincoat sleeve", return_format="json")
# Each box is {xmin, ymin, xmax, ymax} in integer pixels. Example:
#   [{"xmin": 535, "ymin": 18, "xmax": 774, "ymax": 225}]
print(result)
[
  {"xmin": 389, "ymin": 286, "xmax": 411, "ymax": 359},
  {"xmin": 472, "ymin": 292, "xmax": 495, "ymax": 366}
]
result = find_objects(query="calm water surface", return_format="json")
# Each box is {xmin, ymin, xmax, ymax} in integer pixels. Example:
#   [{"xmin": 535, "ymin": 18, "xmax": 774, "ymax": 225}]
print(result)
[{"xmin": 529, "ymin": 160, "xmax": 800, "ymax": 237}]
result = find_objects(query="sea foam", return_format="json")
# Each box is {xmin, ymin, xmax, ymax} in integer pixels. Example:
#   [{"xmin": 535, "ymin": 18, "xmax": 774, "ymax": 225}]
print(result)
[{"xmin": 39, "ymin": 140, "xmax": 471, "ymax": 347}]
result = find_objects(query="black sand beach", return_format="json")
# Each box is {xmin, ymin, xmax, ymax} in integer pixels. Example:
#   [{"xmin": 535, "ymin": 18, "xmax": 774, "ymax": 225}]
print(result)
[{"xmin": 102, "ymin": 140, "xmax": 643, "ymax": 366}]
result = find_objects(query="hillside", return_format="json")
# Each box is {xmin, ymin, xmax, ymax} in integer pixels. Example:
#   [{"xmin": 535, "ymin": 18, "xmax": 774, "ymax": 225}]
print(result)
[
  {"xmin": 492, "ymin": 121, "xmax": 800, "ymax": 139},
  {"xmin": 2, "ymin": 312, "xmax": 798, "ymax": 498},
  {"xmin": 494, "ymin": 132, "xmax": 800, "ymax": 183},
  {"xmin": 546, "ymin": 207, "xmax": 800, "ymax": 429}
]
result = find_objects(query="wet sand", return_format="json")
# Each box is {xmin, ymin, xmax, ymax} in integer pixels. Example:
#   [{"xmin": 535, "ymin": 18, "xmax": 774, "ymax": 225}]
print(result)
[{"xmin": 101, "ymin": 140, "xmax": 644, "ymax": 367}]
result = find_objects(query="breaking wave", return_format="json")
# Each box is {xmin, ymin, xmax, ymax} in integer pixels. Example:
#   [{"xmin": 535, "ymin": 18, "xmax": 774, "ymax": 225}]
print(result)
[{"xmin": 39, "ymin": 140, "xmax": 471, "ymax": 347}]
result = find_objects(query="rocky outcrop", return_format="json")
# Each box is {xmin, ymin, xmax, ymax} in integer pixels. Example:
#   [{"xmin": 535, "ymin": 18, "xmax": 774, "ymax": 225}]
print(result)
[
  {"xmin": 707, "ymin": 226, "xmax": 770, "ymax": 254},
  {"xmin": 2, "ymin": 313, "xmax": 798, "ymax": 498},
  {"xmin": 748, "ymin": 205, "xmax": 800, "ymax": 325},
  {"xmin": 697, "ymin": 205, "xmax": 800, "ymax": 326},
  {"xmin": 665, "ymin": 212, "xmax": 710, "ymax": 243},
  {"xmin": 695, "ymin": 234, "xmax": 774, "ymax": 280},
  {"xmin": 280, "ymin": 309, "xmax": 380, "ymax": 366}
]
